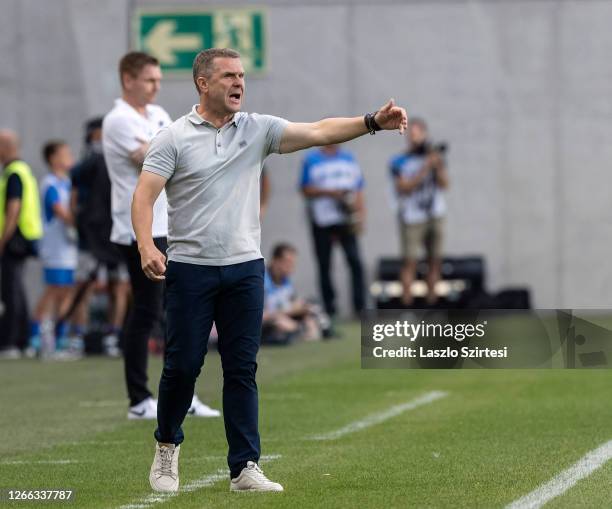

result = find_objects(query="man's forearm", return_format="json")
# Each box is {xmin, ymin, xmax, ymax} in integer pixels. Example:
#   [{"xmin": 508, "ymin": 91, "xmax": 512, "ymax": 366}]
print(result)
[
  {"xmin": 435, "ymin": 165, "xmax": 450, "ymax": 189},
  {"xmin": 129, "ymin": 142, "xmax": 150, "ymax": 169},
  {"xmin": 0, "ymin": 222, "xmax": 17, "ymax": 248},
  {"xmin": 131, "ymin": 172, "xmax": 167, "ymax": 254},
  {"xmin": 281, "ymin": 100, "xmax": 406, "ymax": 154},
  {"xmin": 53, "ymin": 204, "xmax": 75, "ymax": 226},
  {"xmin": 312, "ymin": 117, "xmax": 369, "ymax": 146},
  {"xmin": 355, "ymin": 191, "xmax": 366, "ymax": 218},
  {"xmin": 132, "ymin": 190, "xmax": 155, "ymax": 251},
  {"xmin": 396, "ymin": 168, "xmax": 430, "ymax": 194},
  {"xmin": 302, "ymin": 186, "xmax": 343, "ymax": 199}
]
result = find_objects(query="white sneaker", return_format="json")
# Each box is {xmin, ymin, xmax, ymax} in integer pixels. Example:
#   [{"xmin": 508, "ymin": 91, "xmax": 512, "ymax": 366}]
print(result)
[
  {"xmin": 188, "ymin": 395, "xmax": 221, "ymax": 417},
  {"xmin": 0, "ymin": 347, "xmax": 21, "ymax": 360},
  {"xmin": 128, "ymin": 397, "xmax": 157, "ymax": 420},
  {"xmin": 149, "ymin": 443, "xmax": 180, "ymax": 492},
  {"xmin": 230, "ymin": 461, "xmax": 283, "ymax": 492}
]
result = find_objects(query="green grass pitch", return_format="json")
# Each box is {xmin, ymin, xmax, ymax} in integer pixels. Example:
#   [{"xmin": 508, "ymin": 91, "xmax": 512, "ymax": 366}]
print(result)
[{"xmin": 1, "ymin": 322, "xmax": 611, "ymax": 508}]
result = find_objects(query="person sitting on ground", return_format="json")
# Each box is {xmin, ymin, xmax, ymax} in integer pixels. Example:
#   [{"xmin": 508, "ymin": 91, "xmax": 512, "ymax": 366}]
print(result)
[{"xmin": 262, "ymin": 243, "xmax": 327, "ymax": 345}]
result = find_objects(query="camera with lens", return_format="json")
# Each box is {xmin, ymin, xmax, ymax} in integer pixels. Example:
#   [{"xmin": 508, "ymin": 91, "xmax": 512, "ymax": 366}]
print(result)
[
  {"xmin": 426, "ymin": 141, "xmax": 449, "ymax": 155},
  {"xmin": 337, "ymin": 191, "xmax": 362, "ymax": 234}
]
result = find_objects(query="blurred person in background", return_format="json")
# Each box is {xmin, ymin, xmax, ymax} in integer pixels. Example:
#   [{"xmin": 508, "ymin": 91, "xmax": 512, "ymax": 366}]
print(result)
[
  {"xmin": 70, "ymin": 117, "xmax": 104, "ymax": 351},
  {"xmin": 389, "ymin": 118, "xmax": 449, "ymax": 306},
  {"xmin": 71, "ymin": 117, "xmax": 131, "ymax": 356},
  {"xmin": 30, "ymin": 141, "xmax": 79, "ymax": 358},
  {"xmin": 103, "ymin": 51, "xmax": 218, "ymax": 420},
  {"xmin": 300, "ymin": 143, "xmax": 366, "ymax": 326},
  {"xmin": 262, "ymin": 243, "xmax": 327, "ymax": 345},
  {"xmin": 0, "ymin": 130, "xmax": 42, "ymax": 358}
]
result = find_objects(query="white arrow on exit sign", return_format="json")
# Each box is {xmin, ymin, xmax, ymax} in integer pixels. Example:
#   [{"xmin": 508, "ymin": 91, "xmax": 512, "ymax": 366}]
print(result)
[{"xmin": 144, "ymin": 20, "xmax": 203, "ymax": 65}]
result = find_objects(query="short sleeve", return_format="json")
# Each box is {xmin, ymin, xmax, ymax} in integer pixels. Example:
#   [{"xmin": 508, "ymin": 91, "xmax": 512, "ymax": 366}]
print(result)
[
  {"xmin": 5, "ymin": 173, "xmax": 23, "ymax": 200},
  {"xmin": 262, "ymin": 115, "xmax": 289, "ymax": 156},
  {"xmin": 389, "ymin": 156, "xmax": 402, "ymax": 178},
  {"xmin": 44, "ymin": 185, "xmax": 60, "ymax": 221},
  {"xmin": 142, "ymin": 127, "xmax": 177, "ymax": 180}
]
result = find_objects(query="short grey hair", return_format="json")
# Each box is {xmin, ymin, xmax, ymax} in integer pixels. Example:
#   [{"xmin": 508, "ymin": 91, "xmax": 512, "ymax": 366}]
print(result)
[{"xmin": 192, "ymin": 48, "xmax": 241, "ymax": 93}]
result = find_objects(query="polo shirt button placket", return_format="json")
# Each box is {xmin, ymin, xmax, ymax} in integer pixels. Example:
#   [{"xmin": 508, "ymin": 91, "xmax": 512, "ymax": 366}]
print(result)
[{"xmin": 216, "ymin": 129, "xmax": 222, "ymax": 154}]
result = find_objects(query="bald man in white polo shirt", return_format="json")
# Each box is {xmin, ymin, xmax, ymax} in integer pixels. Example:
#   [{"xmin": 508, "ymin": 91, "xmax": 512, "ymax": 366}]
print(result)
[
  {"xmin": 133, "ymin": 47, "xmax": 407, "ymax": 493},
  {"xmin": 103, "ymin": 52, "xmax": 219, "ymax": 421}
]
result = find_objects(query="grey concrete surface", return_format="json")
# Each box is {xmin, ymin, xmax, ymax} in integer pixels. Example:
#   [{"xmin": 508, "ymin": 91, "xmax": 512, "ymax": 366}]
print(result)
[{"xmin": 1, "ymin": 0, "xmax": 611, "ymax": 311}]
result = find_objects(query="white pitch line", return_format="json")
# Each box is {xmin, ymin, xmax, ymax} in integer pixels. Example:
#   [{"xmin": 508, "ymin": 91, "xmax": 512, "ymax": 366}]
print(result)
[
  {"xmin": 309, "ymin": 390, "xmax": 448, "ymax": 441},
  {"xmin": 117, "ymin": 454, "xmax": 281, "ymax": 509},
  {"xmin": 505, "ymin": 440, "xmax": 612, "ymax": 509}
]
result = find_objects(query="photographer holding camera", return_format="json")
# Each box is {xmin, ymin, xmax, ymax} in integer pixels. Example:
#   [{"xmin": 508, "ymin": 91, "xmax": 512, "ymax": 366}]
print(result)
[
  {"xmin": 300, "ymin": 144, "xmax": 365, "ymax": 324},
  {"xmin": 389, "ymin": 118, "xmax": 449, "ymax": 306}
]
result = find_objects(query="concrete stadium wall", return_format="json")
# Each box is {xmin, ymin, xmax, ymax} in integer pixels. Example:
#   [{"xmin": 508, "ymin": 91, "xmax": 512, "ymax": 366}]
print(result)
[{"xmin": 1, "ymin": 0, "xmax": 611, "ymax": 311}]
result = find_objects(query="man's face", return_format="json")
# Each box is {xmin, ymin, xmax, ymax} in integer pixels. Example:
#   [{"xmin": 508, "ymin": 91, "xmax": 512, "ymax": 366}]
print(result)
[
  {"xmin": 51, "ymin": 145, "xmax": 74, "ymax": 172},
  {"xmin": 123, "ymin": 64, "xmax": 162, "ymax": 106},
  {"xmin": 200, "ymin": 57, "xmax": 245, "ymax": 114},
  {"xmin": 0, "ymin": 131, "xmax": 18, "ymax": 164},
  {"xmin": 272, "ymin": 252, "xmax": 296, "ymax": 279},
  {"xmin": 89, "ymin": 128, "xmax": 102, "ymax": 144},
  {"xmin": 408, "ymin": 122, "xmax": 428, "ymax": 147}
]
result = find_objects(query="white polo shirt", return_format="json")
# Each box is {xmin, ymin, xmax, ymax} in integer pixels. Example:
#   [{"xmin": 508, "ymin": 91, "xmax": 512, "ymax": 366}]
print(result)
[{"xmin": 102, "ymin": 98, "xmax": 172, "ymax": 245}]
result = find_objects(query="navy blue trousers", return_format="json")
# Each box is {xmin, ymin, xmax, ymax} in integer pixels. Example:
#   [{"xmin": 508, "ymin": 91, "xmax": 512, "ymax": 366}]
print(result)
[{"xmin": 154, "ymin": 258, "xmax": 264, "ymax": 477}]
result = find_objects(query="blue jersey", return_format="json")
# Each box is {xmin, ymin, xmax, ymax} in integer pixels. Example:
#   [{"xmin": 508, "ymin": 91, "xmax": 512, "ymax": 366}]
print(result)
[
  {"xmin": 264, "ymin": 269, "xmax": 295, "ymax": 313},
  {"xmin": 39, "ymin": 173, "xmax": 77, "ymax": 269},
  {"xmin": 300, "ymin": 148, "xmax": 364, "ymax": 227}
]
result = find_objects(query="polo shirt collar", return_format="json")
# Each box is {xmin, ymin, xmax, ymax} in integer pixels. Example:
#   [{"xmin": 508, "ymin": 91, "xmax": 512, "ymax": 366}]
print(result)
[{"xmin": 187, "ymin": 105, "xmax": 244, "ymax": 128}]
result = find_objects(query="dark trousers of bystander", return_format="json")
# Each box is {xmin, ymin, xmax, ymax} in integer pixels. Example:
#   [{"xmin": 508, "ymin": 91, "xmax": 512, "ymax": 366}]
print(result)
[
  {"xmin": 310, "ymin": 222, "xmax": 365, "ymax": 317},
  {"xmin": 154, "ymin": 258, "xmax": 264, "ymax": 479},
  {"xmin": 0, "ymin": 253, "xmax": 29, "ymax": 350},
  {"xmin": 117, "ymin": 237, "xmax": 167, "ymax": 407}
]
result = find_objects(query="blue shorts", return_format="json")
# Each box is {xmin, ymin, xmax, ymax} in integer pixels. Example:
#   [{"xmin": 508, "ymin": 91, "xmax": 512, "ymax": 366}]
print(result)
[{"xmin": 44, "ymin": 268, "xmax": 75, "ymax": 286}]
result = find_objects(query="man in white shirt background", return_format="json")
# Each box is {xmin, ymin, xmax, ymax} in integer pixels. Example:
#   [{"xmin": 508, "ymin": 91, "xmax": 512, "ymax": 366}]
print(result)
[{"xmin": 102, "ymin": 52, "xmax": 219, "ymax": 420}]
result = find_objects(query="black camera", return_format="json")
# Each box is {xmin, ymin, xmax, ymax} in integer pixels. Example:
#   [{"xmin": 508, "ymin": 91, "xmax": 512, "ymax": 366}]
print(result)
[{"xmin": 430, "ymin": 142, "xmax": 448, "ymax": 154}]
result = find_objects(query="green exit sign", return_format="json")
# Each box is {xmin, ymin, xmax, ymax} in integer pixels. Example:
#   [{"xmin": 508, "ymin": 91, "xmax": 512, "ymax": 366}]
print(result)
[{"xmin": 133, "ymin": 8, "xmax": 267, "ymax": 75}]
